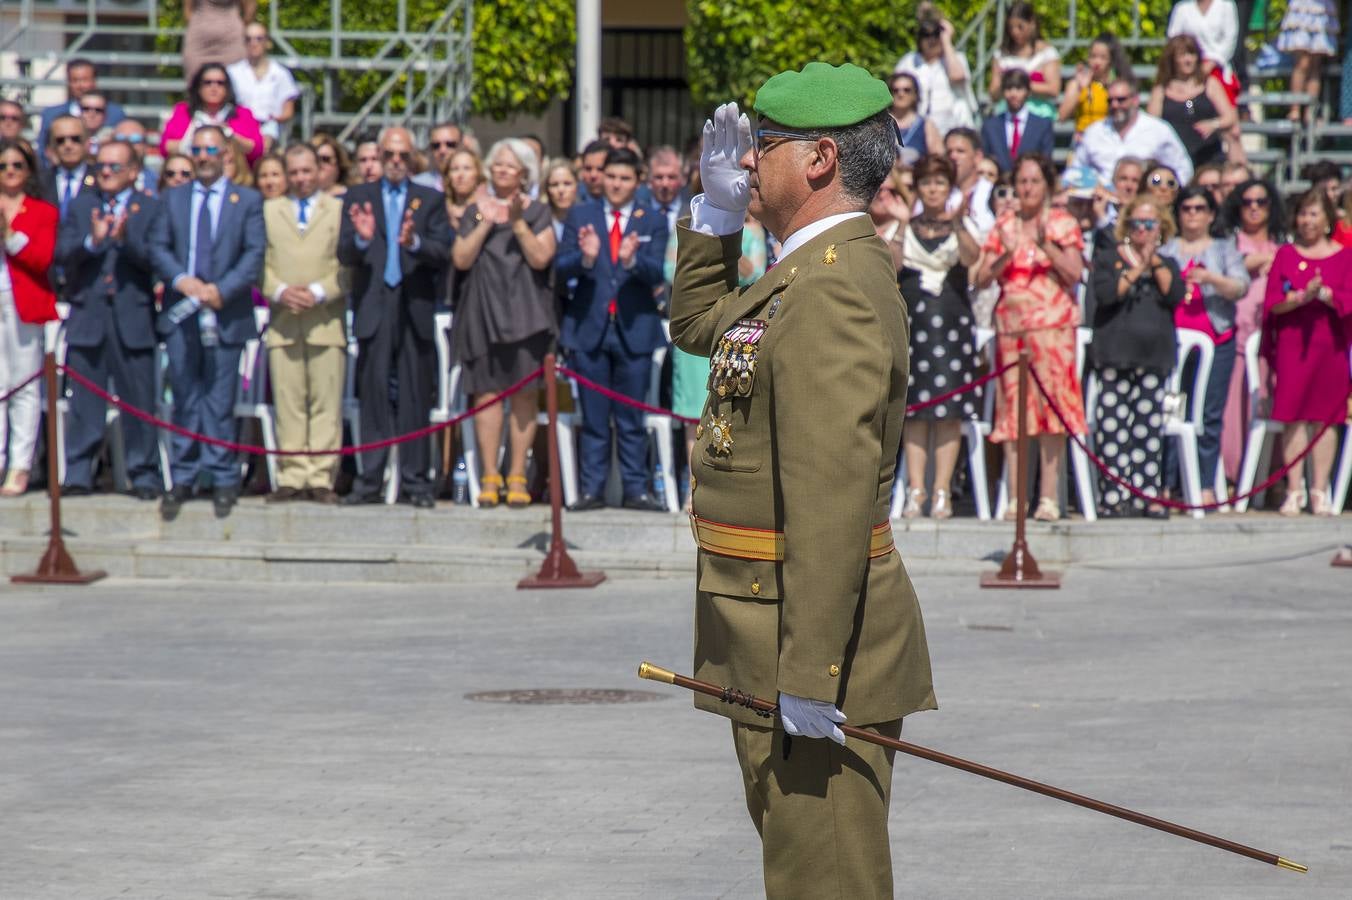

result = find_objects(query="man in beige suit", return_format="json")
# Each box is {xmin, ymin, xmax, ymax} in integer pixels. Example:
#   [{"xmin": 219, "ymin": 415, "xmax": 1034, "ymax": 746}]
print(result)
[{"xmin": 261, "ymin": 143, "xmax": 347, "ymax": 503}]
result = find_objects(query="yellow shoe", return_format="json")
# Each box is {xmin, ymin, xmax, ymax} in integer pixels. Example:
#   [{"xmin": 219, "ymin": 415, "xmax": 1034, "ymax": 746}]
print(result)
[
  {"xmin": 477, "ymin": 473, "xmax": 503, "ymax": 508},
  {"xmin": 505, "ymin": 474, "xmax": 531, "ymax": 508}
]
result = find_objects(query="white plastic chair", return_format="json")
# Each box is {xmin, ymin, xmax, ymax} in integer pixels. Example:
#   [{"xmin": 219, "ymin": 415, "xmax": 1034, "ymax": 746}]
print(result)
[
  {"xmin": 341, "ymin": 309, "xmax": 364, "ymax": 477},
  {"xmin": 154, "ymin": 343, "xmax": 174, "ymax": 490},
  {"xmin": 1234, "ymin": 332, "xmax": 1283, "ymax": 511},
  {"xmin": 644, "ymin": 325, "xmax": 680, "ymax": 512},
  {"xmin": 1331, "ymin": 348, "xmax": 1352, "ymax": 515},
  {"xmin": 1164, "ymin": 329, "xmax": 1215, "ymax": 520},
  {"xmin": 232, "ymin": 307, "xmax": 278, "ymax": 491}
]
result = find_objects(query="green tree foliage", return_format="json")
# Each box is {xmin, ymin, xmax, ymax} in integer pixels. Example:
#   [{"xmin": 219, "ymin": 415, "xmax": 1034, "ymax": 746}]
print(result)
[{"xmin": 157, "ymin": 0, "xmax": 574, "ymax": 119}]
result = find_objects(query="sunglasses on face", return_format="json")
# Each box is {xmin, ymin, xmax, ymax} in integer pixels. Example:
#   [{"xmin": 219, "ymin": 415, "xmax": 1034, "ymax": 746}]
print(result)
[
  {"xmin": 753, "ymin": 127, "xmax": 816, "ymax": 156},
  {"xmin": 1149, "ymin": 174, "xmax": 1177, "ymax": 189},
  {"xmin": 80, "ymin": 104, "xmax": 106, "ymax": 113},
  {"xmin": 0, "ymin": 113, "xmax": 22, "ymax": 122},
  {"xmin": 200, "ymin": 79, "xmax": 228, "ymax": 87},
  {"xmin": 114, "ymin": 134, "xmax": 145, "ymax": 144},
  {"xmin": 96, "ymin": 162, "xmax": 126, "ymax": 173},
  {"xmin": 164, "ymin": 168, "xmax": 193, "ymax": 179},
  {"xmin": 382, "ymin": 150, "xmax": 411, "ymax": 162},
  {"xmin": 1178, "ymin": 203, "xmax": 1209, "ymax": 213},
  {"xmin": 53, "ymin": 134, "xmax": 84, "ymax": 146},
  {"xmin": 190, "ymin": 145, "xmax": 222, "ymax": 157},
  {"xmin": 1241, "ymin": 196, "xmax": 1270, "ymax": 208},
  {"xmin": 317, "ymin": 152, "xmax": 336, "ymax": 163},
  {"xmin": 1107, "ymin": 94, "xmax": 1134, "ymax": 105},
  {"xmin": 1129, "ymin": 218, "xmax": 1159, "ymax": 230},
  {"xmin": 430, "ymin": 140, "xmax": 459, "ymax": 149},
  {"xmin": 0, "ymin": 160, "xmax": 29, "ymax": 172},
  {"xmin": 994, "ymin": 186, "xmax": 1016, "ymax": 200},
  {"xmin": 891, "ymin": 86, "xmax": 914, "ymax": 95}
]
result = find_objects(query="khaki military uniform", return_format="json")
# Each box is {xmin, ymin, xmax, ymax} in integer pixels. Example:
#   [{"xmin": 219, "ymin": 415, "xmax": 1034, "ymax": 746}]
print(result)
[{"xmin": 671, "ymin": 213, "xmax": 936, "ymax": 898}]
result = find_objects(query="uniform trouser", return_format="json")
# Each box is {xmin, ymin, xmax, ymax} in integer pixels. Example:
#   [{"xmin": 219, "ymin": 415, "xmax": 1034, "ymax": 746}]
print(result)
[
  {"xmin": 352, "ymin": 303, "xmax": 433, "ymax": 498},
  {"xmin": 64, "ymin": 339, "xmax": 161, "ymax": 491},
  {"xmin": 570, "ymin": 324, "xmax": 651, "ymax": 498},
  {"xmin": 0, "ymin": 285, "xmax": 44, "ymax": 473},
  {"xmin": 269, "ymin": 341, "xmax": 345, "ymax": 490},
  {"xmin": 164, "ymin": 321, "xmax": 243, "ymax": 489},
  {"xmin": 732, "ymin": 717, "xmax": 904, "ymax": 900}
]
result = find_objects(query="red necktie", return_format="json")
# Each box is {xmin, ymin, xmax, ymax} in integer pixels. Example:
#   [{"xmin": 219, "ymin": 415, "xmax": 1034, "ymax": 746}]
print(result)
[
  {"xmin": 608, "ymin": 209, "xmax": 622, "ymax": 317},
  {"xmin": 1010, "ymin": 113, "xmax": 1022, "ymax": 159}
]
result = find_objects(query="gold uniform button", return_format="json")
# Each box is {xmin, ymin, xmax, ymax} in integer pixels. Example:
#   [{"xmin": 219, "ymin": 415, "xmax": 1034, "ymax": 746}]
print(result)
[
  {"xmin": 696, "ymin": 423, "xmax": 704, "ymax": 439},
  {"xmin": 828, "ymin": 664, "xmax": 840, "ymax": 677},
  {"xmin": 750, "ymin": 580, "xmax": 761, "ymax": 595},
  {"xmin": 689, "ymin": 474, "xmax": 696, "ymax": 490}
]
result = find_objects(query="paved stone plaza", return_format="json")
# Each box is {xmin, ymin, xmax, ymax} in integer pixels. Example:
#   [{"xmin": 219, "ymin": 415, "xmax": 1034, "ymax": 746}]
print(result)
[{"xmin": 0, "ymin": 548, "xmax": 1348, "ymax": 898}]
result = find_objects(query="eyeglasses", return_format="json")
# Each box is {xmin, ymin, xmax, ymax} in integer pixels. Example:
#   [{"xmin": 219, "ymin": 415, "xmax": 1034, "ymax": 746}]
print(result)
[
  {"xmin": 0, "ymin": 113, "xmax": 21, "ymax": 122},
  {"xmin": 430, "ymin": 140, "xmax": 459, "ymax": 149},
  {"xmin": 1148, "ymin": 174, "xmax": 1177, "ymax": 189},
  {"xmin": 53, "ymin": 134, "xmax": 84, "ymax": 146},
  {"xmin": 316, "ymin": 152, "xmax": 337, "ymax": 164},
  {"xmin": 382, "ymin": 149, "xmax": 411, "ymax": 162},
  {"xmin": 190, "ymin": 145, "xmax": 222, "ymax": 157},
  {"xmin": 1178, "ymin": 203, "xmax": 1209, "ymax": 213},
  {"xmin": 890, "ymin": 86, "xmax": 914, "ymax": 95},
  {"xmin": 114, "ymin": 133, "xmax": 146, "ymax": 145},
  {"xmin": 1107, "ymin": 94, "xmax": 1134, "ymax": 106},
  {"xmin": 200, "ymin": 79, "xmax": 228, "ymax": 87},
  {"xmin": 1128, "ymin": 218, "xmax": 1159, "ymax": 230},
  {"xmin": 164, "ymin": 167, "xmax": 193, "ymax": 179},
  {"xmin": 96, "ymin": 162, "xmax": 126, "ymax": 173},
  {"xmin": 0, "ymin": 160, "xmax": 29, "ymax": 172},
  {"xmin": 754, "ymin": 128, "xmax": 816, "ymax": 157},
  {"xmin": 1241, "ymin": 196, "xmax": 1270, "ymax": 208},
  {"xmin": 993, "ymin": 186, "xmax": 1016, "ymax": 200},
  {"xmin": 918, "ymin": 28, "xmax": 941, "ymax": 39},
  {"xmin": 80, "ymin": 104, "xmax": 106, "ymax": 113}
]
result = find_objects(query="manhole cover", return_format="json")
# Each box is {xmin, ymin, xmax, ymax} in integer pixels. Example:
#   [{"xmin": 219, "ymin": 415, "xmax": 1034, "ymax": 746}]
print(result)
[{"xmin": 464, "ymin": 688, "xmax": 668, "ymax": 705}]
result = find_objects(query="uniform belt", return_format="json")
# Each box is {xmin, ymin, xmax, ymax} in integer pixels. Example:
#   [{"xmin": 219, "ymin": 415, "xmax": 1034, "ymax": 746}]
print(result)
[{"xmin": 690, "ymin": 515, "xmax": 894, "ymax": 562}]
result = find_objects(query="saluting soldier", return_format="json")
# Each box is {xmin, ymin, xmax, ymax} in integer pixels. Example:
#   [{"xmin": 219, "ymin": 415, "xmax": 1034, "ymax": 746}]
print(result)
[{"xmin": 670, "ymin": 63, "xmax": 936, "ymax": 898}]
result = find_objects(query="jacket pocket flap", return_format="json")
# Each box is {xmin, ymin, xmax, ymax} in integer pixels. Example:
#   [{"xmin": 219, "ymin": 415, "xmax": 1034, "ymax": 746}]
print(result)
[{"xmin": 697, "ymin": 552, "xmax": 782, "ymax": 601}]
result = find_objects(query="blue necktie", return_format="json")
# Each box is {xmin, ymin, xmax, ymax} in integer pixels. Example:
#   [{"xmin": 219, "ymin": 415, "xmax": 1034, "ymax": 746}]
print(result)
[
  {"xmin": 297, "ymin": 196, "xmax": 309, "ymax": 228},
  {"xmin": 194, "ymin": 186, "xmax": 215, "ymax": 281},
  {"xmin": 60, "ymin": 172, "xmax": 76, "ymax": 218},
  {"xmin": 383, "ymin": 184, "xmax": 403, "ymax": 288}
]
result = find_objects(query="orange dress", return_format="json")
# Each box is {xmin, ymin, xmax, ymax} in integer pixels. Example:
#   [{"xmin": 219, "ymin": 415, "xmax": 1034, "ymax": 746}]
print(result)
[{"xmin": 983, "ymin": 208, "xmax": 1088, "ymax": 442}]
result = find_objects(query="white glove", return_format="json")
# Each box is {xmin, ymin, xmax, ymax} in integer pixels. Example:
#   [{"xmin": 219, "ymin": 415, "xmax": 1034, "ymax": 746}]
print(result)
[
  {"xmin": 699, "ymin": 101, "xmax": 754, "ymax": 215},
  {"xmin": 779, "ymin": 692, "xmax": 847, "ymax": 745}
]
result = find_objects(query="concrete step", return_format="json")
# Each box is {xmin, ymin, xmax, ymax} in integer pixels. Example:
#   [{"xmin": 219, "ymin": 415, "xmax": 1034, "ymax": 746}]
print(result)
[{"xmin": 0, "ymin": 495, "xmax": 1346, "ymax": 584}]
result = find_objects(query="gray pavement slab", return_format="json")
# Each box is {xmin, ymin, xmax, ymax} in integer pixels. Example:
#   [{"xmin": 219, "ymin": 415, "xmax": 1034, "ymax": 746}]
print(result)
[{"xmin": 0, "ymin": 547, "xmax": 1347, "ymax": 898}]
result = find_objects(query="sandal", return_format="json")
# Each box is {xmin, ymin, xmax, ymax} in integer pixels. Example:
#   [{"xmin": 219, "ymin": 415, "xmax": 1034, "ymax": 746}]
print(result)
[
  {"xmin": 902, "ymin": 487, "xmax": 926, "ymax": 519},
  {"xmin": 477, "ymin": 473, "xmax": 504, "ymax": 508},
  {"xmin": 0, "ymin": 469, "xmax": 29, "ymax": 497},
  {"xmin": 505, "ymin": 474, "xmax": 531, "ymax": 508},
  {"xmin": 1310, "ymin": 488, "xmax": 1334, "ymax": 517},
  {"xmin": 1278, "ymin": 486, "xmax": 1306, "ymax": 518},
  {"xmin": 930, "ymin": 489, "xmax": 952, "ymax": 520},
  {"xmin": 1033, "ymin": 497, "xmax": 1061, "ymax": 522}
]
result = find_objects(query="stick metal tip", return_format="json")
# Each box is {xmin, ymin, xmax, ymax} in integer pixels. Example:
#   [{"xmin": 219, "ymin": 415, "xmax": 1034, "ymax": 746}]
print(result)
[
  {"xmin": 637, "ymin": 662, "xmax": 676, "ymax": 684},
  {"xmin": 1276, "ymin": 858, "xmax": 1307, "ymax": 874}
]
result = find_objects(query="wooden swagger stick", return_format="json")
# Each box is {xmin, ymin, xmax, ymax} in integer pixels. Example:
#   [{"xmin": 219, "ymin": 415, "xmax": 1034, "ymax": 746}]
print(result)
[{"xmin": 638, "ymin": 662, "xmax": 1307, "ymax": 874}]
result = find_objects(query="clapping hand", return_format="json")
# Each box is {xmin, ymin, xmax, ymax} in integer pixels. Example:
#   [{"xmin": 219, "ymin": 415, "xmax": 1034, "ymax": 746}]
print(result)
[
  {"xmin": 617, "ymin": 231, "xmax": 640, "ymax": 267},
  {"xmin": 578, "ymin": 224, "xmax": 601, "ymax": 264},
  {"xmin": 508, "ymin": 194, "xmax": 525, "ymax": 225},
  {"xmin": 348, "ymin": 201, "xmax": 377, "ymax": 242},
  {"xmin": 700, "ymin": 101, "xmax": 753, "ymax": 214},
  {"xmin": 398, "ymin": 208, "xmax": 417, "ymax": 248},
  {"xmin": 0, "ymin": 208, "xmax": 8, "ymax": 241},
  {"xmin": 90, "ymin": 207, "xmax": 115, "ymax": 243},
  {"xmin": 1074, "ymin": 63, "xmax": 1093, "ymax": 91},
  {"xmin": 1184, "ymin": 263, "xmax": 1212, "ymax": 287}
]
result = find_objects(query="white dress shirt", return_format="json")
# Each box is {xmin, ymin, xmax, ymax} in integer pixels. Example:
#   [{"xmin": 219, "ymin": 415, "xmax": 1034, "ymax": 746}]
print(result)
[
  {"xmin": 226, "ymin": 58, "xmax": 300, "ymax": 141},
  {"xmin": 271, "ymin": 193, "xmax": 329, "ymax": 304},
  {"xmin": 689, "ymin": 194, "xmax": 863, "ymax": 265},
  {"xmin": 1005, "ymin": 107, "xmax": 1030, "ymax": 150},
  {"xmin": 1167, "ymin": 0, "xmax": 1240, "ymax": 64},
  {"xmin": 1070, "ymin": 111, "xmax": 1195, "ymax": 188}
]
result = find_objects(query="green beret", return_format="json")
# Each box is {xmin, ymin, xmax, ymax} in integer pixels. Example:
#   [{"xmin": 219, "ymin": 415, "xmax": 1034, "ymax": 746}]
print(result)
[{"xmin": 752, "ymin": 62, "xmax": 892, "ymax": 129}]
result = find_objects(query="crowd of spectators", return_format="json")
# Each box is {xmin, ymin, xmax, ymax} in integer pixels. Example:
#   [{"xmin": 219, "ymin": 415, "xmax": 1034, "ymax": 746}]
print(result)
[{"xmin": 0, "ymin": 5, "xmax": 1349, "ymax": 521}]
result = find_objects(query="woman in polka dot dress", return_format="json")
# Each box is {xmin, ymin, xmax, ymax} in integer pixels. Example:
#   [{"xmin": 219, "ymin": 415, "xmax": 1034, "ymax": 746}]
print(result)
[
  {"xmin": 1087, "ymin": 196, "xmax": 1186, "ymax": 517},
  {"xmin": 897, "ymin": 154, "xmax": 983, "ymax": 519}
]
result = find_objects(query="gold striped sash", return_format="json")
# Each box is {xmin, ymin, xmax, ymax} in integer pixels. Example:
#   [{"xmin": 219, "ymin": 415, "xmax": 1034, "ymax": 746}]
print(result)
[{"xmin": 691, "ymin": 516, "xmax": 894, "ymax": 562}]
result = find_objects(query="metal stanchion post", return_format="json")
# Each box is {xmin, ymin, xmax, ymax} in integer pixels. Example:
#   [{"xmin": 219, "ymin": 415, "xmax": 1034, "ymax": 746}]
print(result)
[
  {"xmin": 519, "ymin": 353, "xmax": 605, "ymax": 589},
  {"xmin": 11, "ymin": 352, "xmax": 106, "ymax": 585},
  {"xmin": 982, "ymin": 347, "xmax": 1060, "ymax": 589}
]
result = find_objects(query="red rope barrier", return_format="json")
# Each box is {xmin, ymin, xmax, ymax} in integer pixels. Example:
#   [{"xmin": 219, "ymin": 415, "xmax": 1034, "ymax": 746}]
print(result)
[
  {"xmin": 556, "ymin": 360, "xmax": 1011, "ymax": 423},
  {"xmin": 1026, "ymin": 365, "xmax": 1345, "ymax": 512},
  {"xmin": 59, "ymin": 363, "xmax": 543, "ymax": 457},
  {"xmin": 0, "ymin": 369, "xmax": 43, "ymax": 405}
]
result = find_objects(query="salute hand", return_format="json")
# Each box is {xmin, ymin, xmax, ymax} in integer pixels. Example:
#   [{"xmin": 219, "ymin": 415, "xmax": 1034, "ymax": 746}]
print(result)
[{"xmin": 700, "ymin": 101, "xmax": 753, "ymax": 214}]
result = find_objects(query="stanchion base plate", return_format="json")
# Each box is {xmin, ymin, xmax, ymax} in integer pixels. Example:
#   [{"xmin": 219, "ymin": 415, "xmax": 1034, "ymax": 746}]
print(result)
[
  {"xmin": 980, "ymin": 570, "xmax": 1062, "ymax": 589},
  {"xmin": 1331, "ymin": 547, "xmax": 1352, "ymax": 569},
  {"xmin": 12, "ymin": 569, "xmax": 107, "ymax": 585},
  {"xmin": 518, "ymin": 571, "xmax": 607, "ymax": 590}
]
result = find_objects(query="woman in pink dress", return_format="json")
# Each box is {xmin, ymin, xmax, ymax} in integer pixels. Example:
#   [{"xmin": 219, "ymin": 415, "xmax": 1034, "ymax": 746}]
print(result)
[
  {"xmin": 160, "ymin": 63, "xmax": 264, "ymax": 165},
  {"xmin": 1219, "ymin": 178, "xmax": 1284, "ymax": 482},
  {"xmin": 975, "ymin": 154, "xmax": 1087, "ymax": 521},
  {"xmin": 1262, "ymin": 189, "xmax": 1352, "ymax": 516}
]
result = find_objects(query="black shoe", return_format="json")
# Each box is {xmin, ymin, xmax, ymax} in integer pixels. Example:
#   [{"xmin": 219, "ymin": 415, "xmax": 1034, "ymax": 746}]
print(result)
[
  {"xmin": 409, "ymin": 493, "xmax": 435, "ymax": 509},
  {"xmin": 61, "ymin": 484, "xmax": 92, "ymax": 497},
  {"xmin": 213, "ymin": 486, "xmax": 239, "ymax": 518},
  {"xmin": 341, "ymin": 491, "xmax": 382, "ymax": 506},
  {"xmin": 266, "ymin": 487, "xmax": 304, "ymax": 504},
  {"xmin": 1145, "ymin": 505, "xmax": 1171, "ymax": 520},
  {"xmin": 306, "ymin": 487, "xmax": 339, "ymax": 505},
  {"xmin": 568, "ymin": 493, "xmax": 605, "ymax": 512},
  {"xmin": 160, "ymin": 485, "xmax": 191, "ymax": 521},
  {"xmin": 622, "ymin": 492, "xmax": 668, "ymax": 512},
  {"xmin": 131, "ymin": 485, "xmax": 162, "ymax": 501}
]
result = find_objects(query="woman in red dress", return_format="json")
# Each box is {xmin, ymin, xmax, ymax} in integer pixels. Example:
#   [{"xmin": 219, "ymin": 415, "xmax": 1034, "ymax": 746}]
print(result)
[
  {"xmin": 976, "ymin": 153, "xmax": 1087, "ymax": 521},
  {"xmin": 1262, "ymin": 189, "xmax": 1352, "ymax": 516},
  {"xmin": 0, "ymin": 139, "xmax": 59, "ymax": 496}
]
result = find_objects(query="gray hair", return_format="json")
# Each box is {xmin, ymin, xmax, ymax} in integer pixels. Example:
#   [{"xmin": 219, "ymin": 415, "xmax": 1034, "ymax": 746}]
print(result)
[
  {"xmin": 485, "ymin": 137, "xmax": 540, "ymax": 193},
  {"xmin": 1113, "ymin": 155, "xmax": 1145, "ymax": 179},
  {"xmin": 815, "ymin": 111, "xmax": 899, "ymax": 206}
]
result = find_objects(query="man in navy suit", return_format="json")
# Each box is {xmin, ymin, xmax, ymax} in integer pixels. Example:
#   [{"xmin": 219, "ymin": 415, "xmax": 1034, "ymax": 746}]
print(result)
[
  {"xmin": 980, "ymin": 69, "xmax": 1054, "ymax": 174},
  {"xmin": 557, "ymin": 147, "xmax": 669, "ymax": 511},
  {"xmin": 37, "ymin": 59, "xmax": 126, "ymax": 162},
  {"xmin": 55, "ymin": 139, "xmax": 163, "ymax": 499},
  {"xmin": 337, "ymin": 126, "xmax": 452, "ymax": 508},
  {"xmin": 148, "ymin": 124, "xmax": 265, "ymax": 519}
]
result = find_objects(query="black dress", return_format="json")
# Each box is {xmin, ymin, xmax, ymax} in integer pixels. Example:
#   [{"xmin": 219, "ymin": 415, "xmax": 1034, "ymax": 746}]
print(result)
[
  {"xmin": 1162, "ymin": 89, "xmax": 1224, "ymax": 167},
  {"xmin": 899, "ymin": 226, "xmax": 982, "ymax": 421}
]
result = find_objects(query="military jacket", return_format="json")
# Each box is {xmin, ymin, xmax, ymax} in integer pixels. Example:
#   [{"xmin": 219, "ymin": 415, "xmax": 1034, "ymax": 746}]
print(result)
[{"xmin": 670, "ymin": 214, "xmax": 936, "ymax": 727}]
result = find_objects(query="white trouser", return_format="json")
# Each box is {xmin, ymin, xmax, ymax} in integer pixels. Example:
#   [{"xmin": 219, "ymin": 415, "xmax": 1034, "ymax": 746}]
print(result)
[{"xmin": 0, "ymin": 285, "xmax": 44, "ymax": 473}]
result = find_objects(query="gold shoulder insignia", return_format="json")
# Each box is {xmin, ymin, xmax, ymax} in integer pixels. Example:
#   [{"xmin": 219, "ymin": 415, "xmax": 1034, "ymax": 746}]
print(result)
[{"xmin": 822, "ymin": 244, "xmax": 837, "ymax": 265}]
